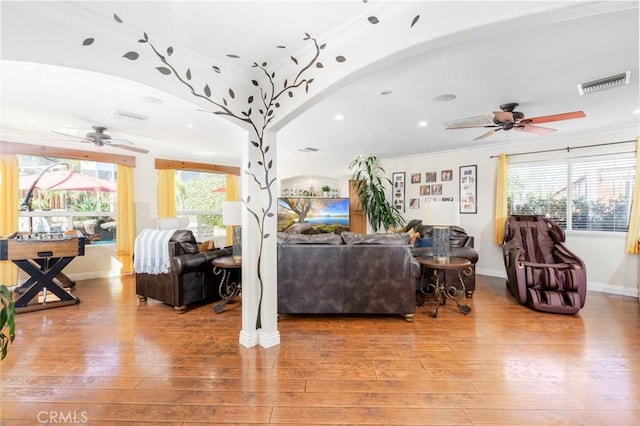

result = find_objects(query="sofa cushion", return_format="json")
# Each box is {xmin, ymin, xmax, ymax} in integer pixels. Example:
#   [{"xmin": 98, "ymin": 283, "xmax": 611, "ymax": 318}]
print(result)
[
  {"xmin": 277, "ymin": 232, "xmax": 344, "ymax": 245},
  {"xmin": 170, "ymin": 230, "xmax": 199, "ymax": 254},
  {"xmin": 341, "ymin": 232, "xmax": 411, "ymax": 245}
]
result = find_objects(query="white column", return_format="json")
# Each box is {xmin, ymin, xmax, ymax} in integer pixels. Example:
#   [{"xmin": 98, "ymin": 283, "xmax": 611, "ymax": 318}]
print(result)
[{"xmin": 239, "ymin": 129, "xmax": 280, "ymax": 348}]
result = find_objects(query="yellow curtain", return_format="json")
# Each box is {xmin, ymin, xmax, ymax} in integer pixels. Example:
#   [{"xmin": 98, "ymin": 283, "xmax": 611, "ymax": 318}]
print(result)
[
  {"xmin": 0, "ymin": 155, "xmax": 19, "ymax": 285},
  {"xmin": 625, "ymin": 137, "xmax": 640, "ymax": 254},
  {"xmin": 225, "ymin": 174, "xmax": 239, "ymax": 247},
  {"xmin": 157, "ymin": 169, "xmax": 176, "ymax": 219},
  {"xmin": 115, "ymin": 165, "xmax": 135, "ymax": 274},
  {"xmin": 494, "ymin": 153, "xmax": 509, "ymax": 245}
]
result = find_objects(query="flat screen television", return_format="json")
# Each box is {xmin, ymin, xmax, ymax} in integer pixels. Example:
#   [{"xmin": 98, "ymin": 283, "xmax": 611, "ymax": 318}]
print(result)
[{"xmin": 277, "ymin": 197, "xmax": 349, "ymax": 233}]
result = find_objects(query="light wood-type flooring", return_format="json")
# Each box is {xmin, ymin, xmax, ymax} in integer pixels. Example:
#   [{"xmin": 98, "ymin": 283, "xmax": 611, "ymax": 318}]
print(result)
[{"xmin": 1, "ymin": 274, "xmax": 639, "ymax": 425}]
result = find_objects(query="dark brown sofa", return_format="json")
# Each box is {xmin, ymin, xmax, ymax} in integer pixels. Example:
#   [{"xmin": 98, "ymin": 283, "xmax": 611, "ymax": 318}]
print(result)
[
  {"xmin": 135, "ymin": 229, "xmax": 234, "ymax": 312},
  {"xmin": 277, "ymin": 232, "xmax": 420, "ymax": 321},
  {"xmin": 408, "ymin": 222, "xmax": 479, "ymax": 297}
]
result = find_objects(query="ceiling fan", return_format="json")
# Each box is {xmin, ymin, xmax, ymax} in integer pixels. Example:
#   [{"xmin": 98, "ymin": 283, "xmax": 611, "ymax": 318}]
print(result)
[
  {"xmin": 52, "ymin": 126, "xmax": 149, "ymax": 153},
  {"xmin": 445, "ymin": 103, "xmax": 586, "ymax": 141}
]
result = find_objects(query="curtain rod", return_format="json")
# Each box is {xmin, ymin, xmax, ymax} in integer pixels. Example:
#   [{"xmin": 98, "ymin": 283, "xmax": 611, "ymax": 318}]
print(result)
[{"xmin": 490, "ymin": 139, "xmax": 637, "ymax": 158}]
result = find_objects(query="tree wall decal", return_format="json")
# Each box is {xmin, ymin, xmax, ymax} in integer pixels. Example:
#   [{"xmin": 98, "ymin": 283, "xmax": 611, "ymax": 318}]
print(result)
[{"xmin": 83, "ymin": 13, "xmax": 346, "ymax": 330}]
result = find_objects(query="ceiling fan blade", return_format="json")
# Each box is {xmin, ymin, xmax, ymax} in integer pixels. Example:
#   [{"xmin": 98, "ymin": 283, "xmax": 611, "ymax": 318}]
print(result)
[
  {"xmin": 521, "ymin": 111, "xmax": 585, "ymax": 124},
  {"xmin": 443, "ymin": 115, "xmax": 494, "ymax": 129},
  {"xmin": 474, "ymin": 128, "xmax": 501, "ymax": 141},
  {"xmin": 515, "ymin": 124, "xmax": 557, "ymax": 136},
  {"xmin": 110, "ymin": 143, "xmax": 149, "ymax": 154},
  {"xmin": 494, "ymin": 111, "xmax": 514, "ymax": 123},
  {"xmin": 446, "ymin": 125, "xmax": 499, "ymax": 129},
  {"xmin": 51, "ymin": 130, "xmax": 86, "ymax": 140},
  {"xmin": 109, "ymin": 138, "xmax": 135, "ymax": 146}
]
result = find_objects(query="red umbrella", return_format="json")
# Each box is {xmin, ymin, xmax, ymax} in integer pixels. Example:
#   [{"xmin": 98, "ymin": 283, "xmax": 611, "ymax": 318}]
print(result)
[{"xmin": 19, "ymin": 171, "xmax": 116, "ymax": 192}]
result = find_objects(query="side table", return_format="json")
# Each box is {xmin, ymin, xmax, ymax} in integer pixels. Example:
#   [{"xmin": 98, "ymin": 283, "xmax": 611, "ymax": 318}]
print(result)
[
  {"xmin": 416, "ymin": 256, "xmax": 472, "ymax": 318},
  {"xmin": 212, "ymin": 256, "xmax": 241, "ymax": 314}
]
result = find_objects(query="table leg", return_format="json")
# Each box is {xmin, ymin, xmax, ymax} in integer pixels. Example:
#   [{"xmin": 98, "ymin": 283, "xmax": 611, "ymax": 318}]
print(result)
[
  {"xmin": 429, "ymin": 268, "xmax": 471, "ymax": 317},
  {"xmin": 214, "ymin": 267, "xmax": 241, "ymax": 314},
  {"xmin": 12, "ymin": 257, "xmax": 80, "ymax": 311}
]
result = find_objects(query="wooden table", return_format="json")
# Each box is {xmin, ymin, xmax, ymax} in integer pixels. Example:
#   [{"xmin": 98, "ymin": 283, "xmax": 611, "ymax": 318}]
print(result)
[
  {"xmin": 415, "ymin": 256, "xmax": 472, "ymax": 318},
  {"xmin": 0, "ymin": 236, "xmax": 85, "ymax": 313},
  {"xmin": 212, "ymin": 256, "xmax": 241, "ymax": 313}
]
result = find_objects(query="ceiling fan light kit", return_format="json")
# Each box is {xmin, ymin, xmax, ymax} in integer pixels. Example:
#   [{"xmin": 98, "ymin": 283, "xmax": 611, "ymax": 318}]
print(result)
[{"xmin": 445, "ymin": 102, "xmax": 586, "ymax": 141}]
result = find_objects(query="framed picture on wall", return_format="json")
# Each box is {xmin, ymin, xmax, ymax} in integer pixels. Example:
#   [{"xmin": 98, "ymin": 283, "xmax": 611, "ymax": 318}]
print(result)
[
  {"xmin": 441, "ymin": 169, "xmax": 453, "ymax": 181},
  {"xmin": 410, "ymin": 173, "xmax": 421, "ymax": 183},
  {"xmin": 409, "ymin": 198, "xmax": 420, "ymax": 209},
  {"xmin": 425, "ymin": 172, "xmax": 437, "ymax": 183},
  {"xmin": 459, "ymin": 164, "xmax": 477, "ymax": 214},
  {"xmin": 392, "ymin": 172, "xmax": 406, "ymax": 212}
]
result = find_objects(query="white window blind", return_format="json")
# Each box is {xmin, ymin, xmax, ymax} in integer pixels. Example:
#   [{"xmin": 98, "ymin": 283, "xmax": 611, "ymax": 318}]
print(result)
[{"xmin": 508, "ymin": 155, "xmax": 636, "ymax": 232}]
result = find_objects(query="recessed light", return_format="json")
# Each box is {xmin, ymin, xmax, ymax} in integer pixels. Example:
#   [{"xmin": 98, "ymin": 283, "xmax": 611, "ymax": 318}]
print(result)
[
  {"xmin": 633, "ymin": 109, "xmax": 640, "ymax": 114},
  {"xmin": 186, "ymin": 123, "xmax": 194, "ymax": 129},
  {"xmin": 433, "ymin": 94, "xmax": 456, "ymax": 102},
  {"xmin": 418, "ymin": 121, "xmax": 428, "ymax": 127},
  {"xmin": 334, "ymin": 114, "xmax": 344, "ymax": 121}
]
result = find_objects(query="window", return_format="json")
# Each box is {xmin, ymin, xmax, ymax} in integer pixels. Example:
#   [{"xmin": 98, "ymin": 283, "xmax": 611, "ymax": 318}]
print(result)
[
  {"xmin": 508, "ymin": 155, "xmax": 636, "ymax": 232},
  {"xmin": 174, "ymin": 170, "xmax": 227, "ymax": 241},
  {"xmin": 18, "ymin": 156, "xmax": 117, "ymax": 243}
]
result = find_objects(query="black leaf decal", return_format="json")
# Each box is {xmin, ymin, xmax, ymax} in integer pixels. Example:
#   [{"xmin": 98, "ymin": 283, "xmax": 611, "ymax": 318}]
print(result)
[
  {"xmin": 276, "ymin": 45, "xmax": 286, "ymax": 49},
  {"xmin": 258, "ymin": 109, "xmax": 264, "ymax": 115},
  {"xmin": 204, "ymin": 84, "xmax": 211, "ymax": 97},
  {"xmin": 316, "ymin": 62, "xmax": 324, "ymax": 68},
  {"xmin": 411, "ymin": 15, "xmax": 420, "ymax": 28},
  {"xmin": 283, "ymin": 79, "xmax": 288, "ymax": 88},
  {"xmin": 336, "ymin": 56, "xmax": 346, "ymax": 63},
  {"xmin": 228, "ymin": 88, "xmax": 235, "ymax": 99},
  {"xmin": 156, "ymin": 67, "xmax": 171, "ymax": 75},
  {"xmin": 252, "ymin": 80, "xmax": 259, "ymax": 86},
  {"xmin": 113, "ymin": 14, "xmax": 123, "ymax": 23},
  {"xmin": 242, "ymin": 111, "xmax": 249, "ymax": 117},
  {"xmin": 291, "ymin": 56, "xmax": 298, "ymax": 65},
  {"xmin": 275, "ymin": 103, "xmax": 280, "ymax": 108},
  {"xmin": 267, "ymin": 212, "xmax": 274, "ymax": 217},
  {"xmin": 265, "ymin": 146, "xmax": 270, "ymax": 153},
  {"xmin": 368, "ymin": 16, "xmax": 379, "ymax": 24},
  {"xmin": 271, "ymin": 72, "xmax": 275, "ymax": 78},
  {"xmin": 305, "ymin": 84, "xmax": 309, "ymax": 94},
  {"xmin": 251, "ymin": 141, "xmax": 259, "ymax": 148},
  {"xmin": 248, "ymin": 96, "xmax": 254, "ymax": 103},
  {"xmin": 123, "ymin": 51, "xmax": 139, "ymax": 60},
  {"xmin": 186, "ymin": 69, "xmax": 191, "ymax": 80},
  {"xmin": 167, "ymin": 46, "xmax": 173, "ymax": 56},
  {"xmin": 227, "ymin": 54, "xmax": 240, "ymax": 58},
  {"xmin": 264, "ymin": 234, "xmax": 270, "ymax": 239},
  {"xmin": 304, "ymin": 32, "xmax": 310, "ymax": 39},
  {"xmin": 262, "ymin": 62, "xmax": 267, "ymax": 67},
  {"xmin": 288, "ymin": 91, "xmax": 293, "ymax": 98},
  {"xmin": 137, "ymin": 39, "xmax": 147, "ymax": 43},
  {"xmin": 247, "ymin": 108, "xmax": 252, "ymax": 116},
  {"xmin": 320, "ymin": 43, "xmax": 326, "ymax": 49},
  {"xmin": 212, "ymin": 65, "xmax": 221, "ymax": 73},
  {"xmin": 143, "ymin": 32, "xmax": 149, "ymax": 41},
  {"xmin": 268, "ymin": 160, "xmax": 273, "ymax": 169},
  {"xmin": 268, "ymin": 110, "xmax": 274, "ymax": 116},
  {"xmin": 82, "ymin": 38, "xmax": 94, "ymax": 46},
  {"xmin": 308, "ymin": 78, "xmax": 314, "ymax": 84},
  {"xmin": 247, "ymin": 195, "xmax": 251, "ymax": 203},
  {"xmin": 258, "ymin": 161, "xmax": 264, "ymax": 166},
  {"xmin": 223, "ymin": 98, "xmax": 228, "ymax": 106},
  {"xmin": 248, "ymin": 161, "xmax": 251, "ymax": 169}
]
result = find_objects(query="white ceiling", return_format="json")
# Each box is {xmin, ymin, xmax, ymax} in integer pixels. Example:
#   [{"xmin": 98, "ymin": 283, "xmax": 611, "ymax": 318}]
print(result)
[{"xmin": 1, "ymin": 1, "xmax": 638, "ymax": 169}]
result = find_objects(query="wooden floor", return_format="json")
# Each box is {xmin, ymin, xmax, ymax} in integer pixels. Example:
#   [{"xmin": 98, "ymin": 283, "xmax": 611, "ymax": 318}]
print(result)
[{"xmin": 1, "ymin": 274, "xmax": 639, "ymax": 425}]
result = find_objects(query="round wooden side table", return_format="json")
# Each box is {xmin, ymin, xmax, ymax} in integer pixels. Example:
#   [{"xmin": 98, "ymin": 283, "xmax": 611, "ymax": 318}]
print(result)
[
  {"xmin": 212, "ymin": 256, "xmax": 241, "ymax": 314},
  {"xmin": 416, "ymin": 256, "xmax": 472, "ymax": 318}
]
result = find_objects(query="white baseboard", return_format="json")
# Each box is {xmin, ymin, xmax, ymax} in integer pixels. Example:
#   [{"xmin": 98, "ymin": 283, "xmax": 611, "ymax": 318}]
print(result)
[{"xmin": 477, "ymin": 268, "xmax": 638, "ymax": 299}]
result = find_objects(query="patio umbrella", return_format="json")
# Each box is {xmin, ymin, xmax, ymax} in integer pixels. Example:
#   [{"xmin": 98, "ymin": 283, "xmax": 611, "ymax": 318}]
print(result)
[{"xmin": 19, "ymin": 171, "xmax": 116, "ymax": 192}]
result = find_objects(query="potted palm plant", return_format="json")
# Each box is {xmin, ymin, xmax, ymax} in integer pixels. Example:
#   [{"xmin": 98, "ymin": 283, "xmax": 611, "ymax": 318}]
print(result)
[
  {"xmin": 349, "ymin": 155, "xmax": 405, "ymax": 232},
  {"xmin": 1, "ymin": 284, "xmax": 16, "ymax": 360}
]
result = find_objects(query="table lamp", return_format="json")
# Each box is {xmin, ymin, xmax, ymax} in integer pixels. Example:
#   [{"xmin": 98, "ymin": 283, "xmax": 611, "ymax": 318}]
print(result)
[
  {"xmin": 222, "ymin": 201, "xmax": 242, "ymax": 263},
  {"xmin": 422, "ymin": 201, "xmax": 459, "ymax": 263}
]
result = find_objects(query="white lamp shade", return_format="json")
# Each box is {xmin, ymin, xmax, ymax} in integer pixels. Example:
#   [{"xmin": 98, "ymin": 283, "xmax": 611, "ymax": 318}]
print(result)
[
  {"xmin": 222, "ymin": 201, "xmax": 242, "ymax": 226},
  {"xmin": 422, "ymin": 201, "xmax": 459, "ymax": 226}
]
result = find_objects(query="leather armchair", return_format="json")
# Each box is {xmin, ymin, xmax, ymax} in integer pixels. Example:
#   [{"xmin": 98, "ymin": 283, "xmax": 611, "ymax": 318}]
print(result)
[
  {"xmin": 503, "ymin": 215, "xmax": 586, "ymax": 314},
  {"xmin": 135, "ymin": 229, "xmax": 234, "ymax": 312}
]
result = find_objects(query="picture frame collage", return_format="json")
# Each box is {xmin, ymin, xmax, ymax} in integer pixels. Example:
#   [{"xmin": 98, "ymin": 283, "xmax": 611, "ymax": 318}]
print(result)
[
  {"xmin": 408, "ymin": 169, "xmax": 453, "ymax": 210},
  {"xmin": 392, "ymin": 172, "xmax": 405, "ymax": 212}
]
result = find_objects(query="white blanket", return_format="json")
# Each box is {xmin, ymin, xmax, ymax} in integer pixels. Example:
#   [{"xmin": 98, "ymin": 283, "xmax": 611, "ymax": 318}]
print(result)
[{"xmin": 133, "ymin": 228, "xmax": 175, "ymax": 274}]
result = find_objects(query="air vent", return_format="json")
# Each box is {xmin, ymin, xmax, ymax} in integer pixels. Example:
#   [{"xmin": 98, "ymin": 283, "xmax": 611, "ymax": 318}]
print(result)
[
  {"xmin": 114, "ymin": 110, "xmax": 148, "ymax": 122},
  {"xmin": 577, "ymin": 71, "xmax": 630, "ymax": 95},
  {"xmin": 298, "ymin": 147, "xmax": 319, "ymax": 153}
]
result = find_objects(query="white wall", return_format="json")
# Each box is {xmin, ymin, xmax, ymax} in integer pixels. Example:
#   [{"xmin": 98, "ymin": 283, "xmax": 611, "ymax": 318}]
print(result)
[{"xmin": 381, "ymin": 128, "xmax": 638, "ymax": 298}]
